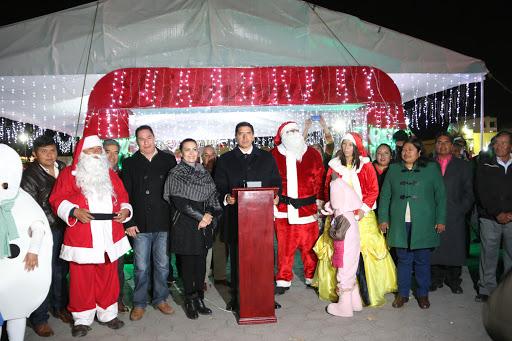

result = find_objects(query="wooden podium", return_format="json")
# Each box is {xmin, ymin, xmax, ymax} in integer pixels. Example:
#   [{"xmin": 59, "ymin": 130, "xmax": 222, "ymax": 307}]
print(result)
[{"xmin": 232, "ymin": 187, "xmax": 278, "ymax": 325}]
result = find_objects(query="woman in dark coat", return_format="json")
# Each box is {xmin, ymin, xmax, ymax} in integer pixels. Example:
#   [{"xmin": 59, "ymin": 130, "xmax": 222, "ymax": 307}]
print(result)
[
  {"xmin": 378, "ymin": 137, "xmax": 446, "ymax": 310},
  {"xmin": 164, "ymin": 138, "xmax": 222, "ymax": 319},
  {"xmin": 372, "ymin": 143, "xmax": 393, "ymax": 192}
]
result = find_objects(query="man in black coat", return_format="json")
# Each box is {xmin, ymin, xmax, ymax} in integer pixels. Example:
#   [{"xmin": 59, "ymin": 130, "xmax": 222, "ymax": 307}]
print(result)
[
  {"xmin": 21, "ymin": 135, "xmax": 72, "ymax": 336},
  {"xmin": 430, "ymin": 133, "xmax": 474, "ymax": 294},
  {"xmin": 214, "ymin": 122, "xmax": 281, "ymax": 311},
  {"xmin": 475, "ymin": 130, "xmax": 512, "ymax": 302},
  {"xmin": 122, "ymin": 125, "xmax": 177, "ymax": 321}
]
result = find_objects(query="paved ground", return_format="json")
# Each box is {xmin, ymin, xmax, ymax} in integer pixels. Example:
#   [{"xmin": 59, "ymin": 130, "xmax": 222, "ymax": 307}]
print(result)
[{"xmin": 25, "ymin": 266, "xmax": 490, "ymax": 341}]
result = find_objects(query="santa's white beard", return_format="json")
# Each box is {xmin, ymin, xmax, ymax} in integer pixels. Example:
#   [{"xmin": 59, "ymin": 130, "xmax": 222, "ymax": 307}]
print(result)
[
  {"xmin": 75, "ymin": 153, "xmax": 114, "ymax": 200},
  {"xmin": 281, "ymin": 132, "xmax": 307, "ymax": 160}
]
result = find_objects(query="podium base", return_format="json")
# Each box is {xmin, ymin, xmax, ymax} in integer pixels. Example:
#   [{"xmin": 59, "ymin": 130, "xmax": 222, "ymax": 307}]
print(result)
[{"xmin": 237, "ymin": 315, "xmax": 277, "ymax": 325}]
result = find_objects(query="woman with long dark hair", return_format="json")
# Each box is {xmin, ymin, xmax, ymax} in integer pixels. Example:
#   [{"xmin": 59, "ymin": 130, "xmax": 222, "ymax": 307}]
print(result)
[
  {"xmin": 372, "ymin": 143, "xmax": 393, "ymax": 192},
  {"xmin": 378, "ymin": 136, "xmax": 446, "ymax": 309},
  {"xmin": 164, "ymin": 138, "xmax": 222, "ymax": 319},
  {"xmin": 324, "ymin": 133, "xmax": 397, "ymax": 310}
]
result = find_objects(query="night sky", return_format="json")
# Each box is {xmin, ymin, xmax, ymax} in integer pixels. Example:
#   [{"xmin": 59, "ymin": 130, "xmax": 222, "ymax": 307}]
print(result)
[{"xmin": 1, "ymin": 1, "xmax": 510, "ymax": 128}]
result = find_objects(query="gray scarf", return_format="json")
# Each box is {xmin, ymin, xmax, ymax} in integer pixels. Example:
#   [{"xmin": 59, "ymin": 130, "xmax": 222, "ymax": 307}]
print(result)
[{"xmin": 164, "ymin": 162, "xmax": 221, "ymax": 211}]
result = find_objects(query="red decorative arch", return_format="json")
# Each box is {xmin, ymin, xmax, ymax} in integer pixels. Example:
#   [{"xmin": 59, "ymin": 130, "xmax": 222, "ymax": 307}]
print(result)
[{"xmin": 85, "ymin": 66, "xmax": 404, "ymax": 138}]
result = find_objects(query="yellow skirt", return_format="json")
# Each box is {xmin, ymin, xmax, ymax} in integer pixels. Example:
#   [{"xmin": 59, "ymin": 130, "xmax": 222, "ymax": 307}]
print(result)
[
  {"xmin": 359, "ymin": 210, "xmax": 397, "ymax": 306},
  {"xmin": 311, "ymin": 217, "xmax": 338, "ymax": 302}
]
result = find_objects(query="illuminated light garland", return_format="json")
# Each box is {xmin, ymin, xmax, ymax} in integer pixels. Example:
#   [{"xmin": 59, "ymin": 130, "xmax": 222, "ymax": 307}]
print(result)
[
  {"xmin": 271, "ymin": 68, "xmax": 279, "ymax": 105},
  {"xmin": 1, "ymin": 68, "xmax": 486, "ymax": 148},
  {"xmin": 0, "ymin": 116, "xmax": 73, "ymax": 153},
  {"xmin": 464, "ymin": 83, "xmax": 470, "ymax": 125},
  {"xmin": 403, "ymin": 82, "xmax": 480, "ymax": 130},
  {"xmin": 472, "ymin": 82, "xmax": 478, "ymax": 127}
]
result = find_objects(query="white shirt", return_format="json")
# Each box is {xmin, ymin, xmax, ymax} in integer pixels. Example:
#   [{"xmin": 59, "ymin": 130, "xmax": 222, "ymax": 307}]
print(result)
[
  {"xmin": 39, "ymin": 162, "xmax": 60, "ymax": 178},
  {"xmin": 142, "ymin": 149, "xmax": 158, "ymax": 162},
  {"xmin": 497, "ymin": 154, "xmax": 512, "ymax": 173},
  {"xmin": 238, "ymin": 145, "xmax": 253, "ymax": 155}
]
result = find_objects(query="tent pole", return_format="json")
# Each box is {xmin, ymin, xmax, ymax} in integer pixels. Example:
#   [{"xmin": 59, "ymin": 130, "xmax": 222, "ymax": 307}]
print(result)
[
  {"xmin": 480, "ymin": 79, "xmax": 485, "ymax": 151},
  {"xmin": 75, "ymin": 1, "xmax": 100, "ymax": 139}
]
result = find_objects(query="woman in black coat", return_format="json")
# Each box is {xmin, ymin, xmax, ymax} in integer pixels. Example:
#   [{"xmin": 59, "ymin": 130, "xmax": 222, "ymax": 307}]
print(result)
[
  {"xmin": 164, "ymin": 138, "xmax": 222, "ymax": 319},
  {"xmin": 372, "ymin": 143, "xmax": 393, "ymax": 194}
]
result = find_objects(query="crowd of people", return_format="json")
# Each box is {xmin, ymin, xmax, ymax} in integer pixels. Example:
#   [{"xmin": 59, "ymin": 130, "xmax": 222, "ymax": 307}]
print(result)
[{"xmin": 1, "ymin": 119, "xmax": 511, "ymax": 339}]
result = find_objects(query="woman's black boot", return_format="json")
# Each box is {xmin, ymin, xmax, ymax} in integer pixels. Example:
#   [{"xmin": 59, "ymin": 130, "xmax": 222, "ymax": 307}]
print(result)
[
  {"xmin": 194, "ymin": 298, "xmax": 212, "ymax": 315},
  {"xmin": 185, "ymin": 298, "xmax": 198, "ymax": 319}
]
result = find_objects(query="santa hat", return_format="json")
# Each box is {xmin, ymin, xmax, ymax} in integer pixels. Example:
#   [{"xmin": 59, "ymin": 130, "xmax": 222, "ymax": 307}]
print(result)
[
  {"xmin": 341, "ymin": 132, "xmax": 367, "ymax": 157},
  {"xmin": 274, "ymin": 121, "xmax": 299, "ymax": 146},
  {"xmin": 71, "ymin": 135, "xmax": 102, "ymax": 175}
]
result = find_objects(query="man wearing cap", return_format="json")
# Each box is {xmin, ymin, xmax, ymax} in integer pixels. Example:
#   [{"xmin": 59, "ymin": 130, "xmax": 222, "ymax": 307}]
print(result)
[
  {"xmin": 392, "ymin": 130, "xmax": 408, "ymax": 162},
  {"xmin": 271, "ymin": 121, "xmax": 324, "ymax": 294},
  {"xmin": 49, "ymin": 135, "xmax": 132, "ymax": 337}
]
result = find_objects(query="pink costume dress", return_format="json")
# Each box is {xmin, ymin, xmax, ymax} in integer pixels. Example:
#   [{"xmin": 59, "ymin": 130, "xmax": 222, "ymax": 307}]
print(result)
[{"xmin": 324, "ymin": 178, "xmax": 363, "ymax": 317}]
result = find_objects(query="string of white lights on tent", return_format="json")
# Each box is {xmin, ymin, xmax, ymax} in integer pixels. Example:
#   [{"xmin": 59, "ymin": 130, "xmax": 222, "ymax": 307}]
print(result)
[
  {"xmin": 403, "ymin": 82, "xmax": 480, "ymax": 130},
  {"xmin": 1, "ymin": 71, "xmax": 481, "ymax": 151},
  {"xmin": 0, "ymin": 116, "xmax": 74, "ymax": 153}
]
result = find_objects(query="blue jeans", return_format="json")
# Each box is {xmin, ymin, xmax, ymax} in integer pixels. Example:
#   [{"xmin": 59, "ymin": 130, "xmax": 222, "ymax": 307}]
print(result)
[
  {"xmin": 29, "ymin": 227, "xmax": 69, "ymax": 326},
  {"xmin": 132, "ymin": 232, "xmax": 169, "ymax": 308},
  {"xmin": 395, "ymin": 223, "xmax": 432, "ymax": 297}
]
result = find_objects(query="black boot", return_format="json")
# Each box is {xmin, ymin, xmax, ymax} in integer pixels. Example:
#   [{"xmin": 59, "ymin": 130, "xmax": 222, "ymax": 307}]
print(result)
[
  {"xmin": 184, "ymin": 298, "xmax": 198, "ymax": 319},
  {"xmin": 194, "ymin": 297, "xmax": 212, "ymax": 315}
]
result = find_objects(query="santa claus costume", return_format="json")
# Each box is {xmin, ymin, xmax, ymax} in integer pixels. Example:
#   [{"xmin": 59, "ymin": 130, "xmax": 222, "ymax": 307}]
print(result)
[
  {"xmin": 49, "ymin": 135, "xmax": 132, "ymax": 329},
  {"xmin": 324, "ymin": 132, "xmax": 396, "ymax": 307},
  {"xmin": 271, "ymin": 121, "xmax": 324, "ymax": 292}
]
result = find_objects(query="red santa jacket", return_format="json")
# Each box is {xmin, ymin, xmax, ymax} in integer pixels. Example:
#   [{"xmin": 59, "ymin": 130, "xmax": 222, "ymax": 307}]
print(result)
[
  {"xmin": 49, "ymin": 167, "xmax": 132, "ymax": 264},
  {"xmin": 271, "ymin": 145, "xmax": 324, "ymax": 224},
  {"xmin": 324, "ymin": 156, "xmax": 379, "ymax": 214},
  {"xmin": 49, "ymin": 136, "xmax": 131, "ymax": 264}
]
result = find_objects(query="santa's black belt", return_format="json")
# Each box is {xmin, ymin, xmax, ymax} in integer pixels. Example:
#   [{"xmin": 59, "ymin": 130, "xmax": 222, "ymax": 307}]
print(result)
[
  {"xmin": 90, "ymin": 213, "xmax": 116, "ymax": 220},
  {"xmin": 279, "ymin": 195, "xmax": 316, "ymax": 209}
]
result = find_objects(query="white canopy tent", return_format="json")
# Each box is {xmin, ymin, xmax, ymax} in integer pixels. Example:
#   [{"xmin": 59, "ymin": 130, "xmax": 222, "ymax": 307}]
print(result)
[{"xmin": 0, "ymin": 0, "xmax": 488, "ymax": 140}]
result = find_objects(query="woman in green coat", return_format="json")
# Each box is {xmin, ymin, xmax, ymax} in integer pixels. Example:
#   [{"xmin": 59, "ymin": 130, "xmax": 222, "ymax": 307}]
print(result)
[{"xmin": 378, "ymin": 137, "xmax": 446, "ymax": 310}]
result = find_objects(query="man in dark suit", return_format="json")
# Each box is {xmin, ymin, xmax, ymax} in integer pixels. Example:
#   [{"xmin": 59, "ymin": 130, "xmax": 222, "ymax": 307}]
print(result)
[
  {"xmin": 430, "ymin": 132, "xmax": 474, "ymax": 294},
  {"xmin": 214, "ymin": 122, "xmax": 281, "ymax": 310}
]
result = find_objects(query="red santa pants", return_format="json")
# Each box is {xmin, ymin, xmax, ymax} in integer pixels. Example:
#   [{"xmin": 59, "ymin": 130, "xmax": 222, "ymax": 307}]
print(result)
[
  {"xmin": 68, "ymin": 257, "xmax": 119, "ymax": 326},
  {"xmin": 275, "ymin": 219, "xmax": 319, "ymax": 287}
]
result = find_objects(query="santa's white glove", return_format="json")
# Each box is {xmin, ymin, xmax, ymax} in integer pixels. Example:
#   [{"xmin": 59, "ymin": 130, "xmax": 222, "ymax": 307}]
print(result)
[{"xmin": 321, "ymin": 202, "xmax": 334, "ymax": 216}]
